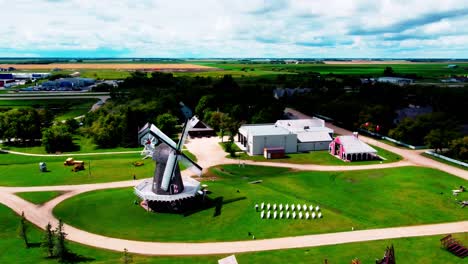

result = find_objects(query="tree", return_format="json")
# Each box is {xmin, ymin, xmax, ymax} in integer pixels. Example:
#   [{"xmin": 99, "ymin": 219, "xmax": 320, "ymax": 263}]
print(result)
[
  {"xmin": 42, "ymin": 125, "xmax": 75, "ymax": 153},
  {"xmin": 54, "ymin": 219, "xmax": 68, "ymax": 262},
  {"xmin": 383, "ymin": 66, "xmax": 395, "ymax": 77},
  {"xmin": 17, "ymin": 211, "xmax": 29, "ymax": 248},
  {"xmin": 156, "ymin": 113, "xmax": 179, "ymax": 137},
  {"xmin": 449, "ymin": 136, "xmax": 468, "ymax": 162},
  {"xmin": 42, "ymin": 222, "xmax": 55, "ymax": 257},
  {"xmin": 121, "ymin": 248, "xmax": 133, "ymax": 264}
]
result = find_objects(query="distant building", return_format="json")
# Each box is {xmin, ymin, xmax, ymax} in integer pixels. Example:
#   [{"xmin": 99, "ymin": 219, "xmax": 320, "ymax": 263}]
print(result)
[
  {"xmin": 188, "ymin": 119, "xmax": 215, "ymax": 138},
  {"xmin": 41, "ymin": 78, "xmax": 95, "ymax": 91},
  {"xmin": 377, "ymin": 77, "xmax": 413, "ymax": 85},
  {"xmin": 12, "ymin": 73, "xmax": 50, "ymax": 79},
  {"xmin": 329, "ymin": 133, "xmax": 378, "ymax": 161},
  {"xmin": 273, "ymin": 88, "xmax": 311, "ymax": 99},
  {"xmin": 237, "ymin": 118, "xmax": 333, "ymax": 156},
  {"xmin": 447, "ymin": 64, "xmax": 458, "ymax": 69}
]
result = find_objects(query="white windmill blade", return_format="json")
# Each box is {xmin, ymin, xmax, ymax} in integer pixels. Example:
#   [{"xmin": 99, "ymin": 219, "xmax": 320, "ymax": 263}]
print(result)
[
  {"xmin": 148, "ymin": 124, "xmax": 178, "ymax": 149},
  {"xmin": 176, "ymin": 116, "xmax": 199, "ymax": 150},
  {"xmin": 179, "ymin": 154, "xmax": 202, "ymax": 176},
  {"xmin": 161, "ymin": 152, "xmax": 178, "ymax": 191}
]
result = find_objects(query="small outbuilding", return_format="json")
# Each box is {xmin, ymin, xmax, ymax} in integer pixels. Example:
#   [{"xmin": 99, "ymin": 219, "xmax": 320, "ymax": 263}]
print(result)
[
  {"xmin": 264, "ymin": 147, "xmax": 285, "ymax": 159},
  {"xmin": 188, "ymin": 119, "xmax": 215, "ymax": 138},
  {"xmin": 329, "ymin": 133, "xmax": 378, "ymax": 161}
]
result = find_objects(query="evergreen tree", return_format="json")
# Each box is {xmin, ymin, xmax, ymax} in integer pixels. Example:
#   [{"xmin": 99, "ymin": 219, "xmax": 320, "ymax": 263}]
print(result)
[
  {"xmin": 122, "ymin": 248, "xmax": 133, "ymax": 263},
  {"xmin": 17, "ymin": 211, "xmax": 29, "ymax": 248},
  {"xmin": 54, "ymin": 219, "xmax": 68, "ymax": 262},
  {"xmin": 42, "ymin": 222, "xmax": 55, "ymax": 257}
]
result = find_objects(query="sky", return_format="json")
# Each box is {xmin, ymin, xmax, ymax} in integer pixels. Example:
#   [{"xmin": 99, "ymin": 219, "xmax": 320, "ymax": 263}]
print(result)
[{"xmin": 1, "ymin": 0, "xmax": 468, "ymax": 58}]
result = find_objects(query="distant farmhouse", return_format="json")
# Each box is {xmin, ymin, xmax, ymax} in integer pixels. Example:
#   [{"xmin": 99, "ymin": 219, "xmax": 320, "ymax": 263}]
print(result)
[
  {"xmin": 329, "ymin": 133, "xmax": 378, "ymax": 162},
  {"xmin": 377, "ymin": 77, "xmax": 414, "ymax": 85},
  {"xmin": 237, "ymin": 118, "xmax": 333, "ymax": 156}
]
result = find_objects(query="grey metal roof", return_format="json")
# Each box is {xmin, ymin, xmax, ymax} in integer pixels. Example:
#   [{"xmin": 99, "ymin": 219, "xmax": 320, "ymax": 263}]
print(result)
[
  {"xmin": 239, "ymin": 124, "xmax": 291, "ymax": 136},
  {"xmin": 297, "ymin": 131, "xmax": 332, "ymax": 143}
]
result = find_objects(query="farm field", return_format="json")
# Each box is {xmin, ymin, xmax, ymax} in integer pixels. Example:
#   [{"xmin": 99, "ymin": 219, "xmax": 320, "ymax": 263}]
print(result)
[
  {"xmin": 0, "ymin": 203, "xmax": 465, "ymax": 264},
  {"xmin": 195, "ymin": 62, "xmax": 468, "ymax": 79},
  {"xmin": 54, "ymin": 165, "xmax": 467, "ymax": 242},
  {"xmin": 231, "ymin": 144, "xmax": 402, "ymax": 165},
  {"xmin": 0, "ymin": 63, "xmax": 216, "ymax": 70}
]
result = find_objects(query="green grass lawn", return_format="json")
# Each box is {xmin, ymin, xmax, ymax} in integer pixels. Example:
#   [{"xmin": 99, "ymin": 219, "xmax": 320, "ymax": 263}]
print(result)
[
  {"xmin": 1, "ymin": 203, "xmax": 466, "ymax": 263},
  {"xmin": 54, "ymin": 166, "xmax": 467, "ymax": 242},
  {"xmin": 15, "ymin": 191, "xmax": 64, "ymax": 205},
  {"xmin": 230, "ymin": 144, "xmax": 402, "ymax": 165},
  {"xmin": 0, "ymin": 152, "xmax": 153, "ymax": 186},
  {"xmin": 1, "ymin": 136, "xmax": 142, "ymax": 155},
  {"xmin": 422, "ymin": 153, "xmax": 468, "ymax": 171},
  {"xmin": 0, "ymin": 98, "xmax": 97, "ymax": 109}
]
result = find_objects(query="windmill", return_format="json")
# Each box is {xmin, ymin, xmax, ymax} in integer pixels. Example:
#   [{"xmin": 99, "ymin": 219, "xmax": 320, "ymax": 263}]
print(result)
[{"xmin": 134, "ymin": 103, "xmax": 203, "ymax": 210}]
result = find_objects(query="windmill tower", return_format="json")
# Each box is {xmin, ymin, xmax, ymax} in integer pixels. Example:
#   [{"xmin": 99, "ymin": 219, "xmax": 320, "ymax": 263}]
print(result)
[{"xmin": 135, "ymin": 103, "xmax": 203, "ymax": 211}]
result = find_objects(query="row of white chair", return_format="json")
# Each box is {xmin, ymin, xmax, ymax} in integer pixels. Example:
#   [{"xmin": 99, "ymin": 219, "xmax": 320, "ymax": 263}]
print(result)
[
  {"xmin": 257, "ymin": 203, "xmax": 320, "ymax": 212},
  {"xmin": 260, "ymin": 210, "xmax": 323, "ymax": 219}
]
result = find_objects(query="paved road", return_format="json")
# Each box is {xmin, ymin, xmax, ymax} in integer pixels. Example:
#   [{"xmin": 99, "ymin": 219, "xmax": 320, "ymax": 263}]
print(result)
[{"xmin": 0, "ymin": 114, "xmax": 466, "ymax": 255}]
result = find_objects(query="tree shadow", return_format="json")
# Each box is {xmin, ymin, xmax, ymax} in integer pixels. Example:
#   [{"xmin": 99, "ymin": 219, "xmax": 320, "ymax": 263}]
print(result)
[
  {"xmin": 44, "ymin": 252, "xmax": 96, "ymax": 263},
  {"xmin": 27, "ymin": 242, "xmax": 42, "ymax": 248}
]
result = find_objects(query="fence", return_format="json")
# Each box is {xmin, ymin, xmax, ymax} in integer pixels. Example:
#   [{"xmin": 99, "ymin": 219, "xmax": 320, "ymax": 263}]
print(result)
[
  {"xmin": 424, "ymin": 150, "xmax": 468, "ymax": 168},
  {"xmin": 357, "ymin": 128, "xmax": 426, "ymax": 150}
]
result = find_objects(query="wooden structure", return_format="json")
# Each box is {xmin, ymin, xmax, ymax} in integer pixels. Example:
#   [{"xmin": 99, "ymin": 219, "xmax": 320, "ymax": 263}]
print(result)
[
  {"xmin": 376, "ymin": 245, "xmax": 395, "ymax": 264},
  {"xmin": 440, "ymin": 234, "xmax": 468, "ymax": 258},
  {"xmin": 188, "ymin": 119, "xmax": 215, "ymax": 138},
  {"xmin": 263, "ymin": 147, "xmax": 285, "ymax": 159}
]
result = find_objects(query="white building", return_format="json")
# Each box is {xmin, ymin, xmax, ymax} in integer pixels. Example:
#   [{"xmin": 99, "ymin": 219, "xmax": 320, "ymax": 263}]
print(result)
[
  {"xmin": 377, "ymin": 77, "xmax": 413, "ymax": 85},
  {"xmin": 238, "ymin": 124, "xmax": 297, "ymax": 155},
  {"xmin": 237, "ymin": 118, "xmax": 333, "ymax": 156}
]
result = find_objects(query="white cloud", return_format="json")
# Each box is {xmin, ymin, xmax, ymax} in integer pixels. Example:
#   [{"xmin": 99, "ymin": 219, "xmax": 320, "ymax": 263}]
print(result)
[{"xmin": 0, "ymin": 0, "xmax": 467, "ymax": 57}]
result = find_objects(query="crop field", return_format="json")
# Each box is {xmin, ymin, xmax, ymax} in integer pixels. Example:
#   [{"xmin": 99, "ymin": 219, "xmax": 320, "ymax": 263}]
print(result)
[{"xmin": 0, "ymin": 63, "xmax": 216, "ymax": 71}]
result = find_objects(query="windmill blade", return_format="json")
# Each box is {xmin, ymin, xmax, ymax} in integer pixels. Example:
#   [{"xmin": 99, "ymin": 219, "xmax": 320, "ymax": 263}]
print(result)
[
  {"xmin": 177, "ymin": 116, "xmax": 199, "ymax": 150},
  {"xmin": 161, "ymin": 152, "xmax": 178, "ymax": 191},
  {"xmin": 179, "ymin": 153, "xmax": 202, "ymax": 176},
  {"xmin": 139, "ymin": 124, "xmax": 177, "ymax": 150}
]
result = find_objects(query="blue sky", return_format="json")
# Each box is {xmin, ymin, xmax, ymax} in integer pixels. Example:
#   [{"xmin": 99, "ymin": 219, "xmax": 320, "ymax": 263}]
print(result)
[{"xmin": 2, "ymin": 0, "xmax": 468, "ymax": 58}]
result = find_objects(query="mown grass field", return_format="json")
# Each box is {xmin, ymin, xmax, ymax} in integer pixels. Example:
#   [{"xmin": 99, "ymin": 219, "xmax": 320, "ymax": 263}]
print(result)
[
  {"xmin": 1, "ymin": 136, "xmax": 142, "ymax": 155},
  {"xmin": 230, "ymin": 144, "xmax": 402, "ymax": 165},
  {"xmin": 54, "ymin": 165, "xmax": 467, "ymax": 242},
  {"xmin": 1, "ymin": 203, "xmax": 466, "ymax": 263},
  {"xmin": 0, "ymin": 152, "xmax": 152, "ymax": 186},
  {"xmin": 15, "ymin": 191, "xmax": 64, "ymax": 205}
]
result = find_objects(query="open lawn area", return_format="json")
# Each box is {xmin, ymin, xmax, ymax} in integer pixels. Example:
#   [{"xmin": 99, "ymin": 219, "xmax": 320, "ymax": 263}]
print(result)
[
  {"xmin": 0, "ymin": 203, "xmax": 466, "ymax": 263},
  {"xmin": 1, "ymin": 136, "xmax": 141, "ymax": 155},
  {"xmin": 54, "ymin": 166, "xmax": 467, "ymax": 242},
  {"xmin": 0, "ymin": 152, "xmax": 153, "ymax": 186},
  {"xmin": 15, "ymin": 191, "xmax": 64, "ymax": 205},
  {"xmin": 230, "ymin": 144, "xmax": 402, "ymax": 165}
]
